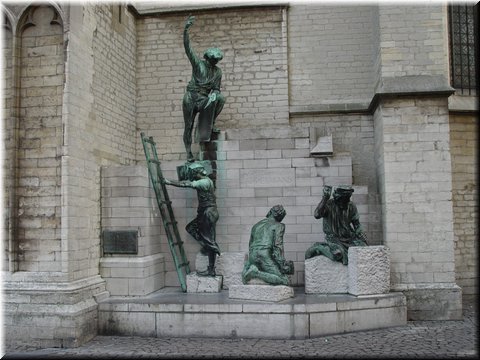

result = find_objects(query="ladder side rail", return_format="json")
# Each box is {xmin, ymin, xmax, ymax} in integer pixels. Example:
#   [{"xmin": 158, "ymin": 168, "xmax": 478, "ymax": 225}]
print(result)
[
  {"xmin": 149, "ymin": 138, "xmax": 191, "ymax": 274},
  {"xmin": 140, "ymin": 133, "xmax": 189, "ymax": 291}
]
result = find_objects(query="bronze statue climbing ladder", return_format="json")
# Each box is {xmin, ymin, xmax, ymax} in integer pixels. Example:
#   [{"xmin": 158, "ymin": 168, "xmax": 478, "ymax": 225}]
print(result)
[{"xmin": 140, "ymin": 132, "xmax": 190, "ymax": 292}]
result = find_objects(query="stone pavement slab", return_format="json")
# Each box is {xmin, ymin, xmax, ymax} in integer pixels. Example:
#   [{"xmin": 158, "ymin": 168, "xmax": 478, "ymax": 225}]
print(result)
[{"xmin": 3, "ymin": 299, "xmax": 477, "ymax": 359}]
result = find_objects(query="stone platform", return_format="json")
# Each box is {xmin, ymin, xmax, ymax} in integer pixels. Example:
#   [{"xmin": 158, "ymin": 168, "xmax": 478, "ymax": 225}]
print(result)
[
  {"xmin": 229, "ymin": 284, "xmax": 294, "ymax": 302},
  {"xmin": 98, "ymin": 287, "xmax": 407, "ymax": 339}
]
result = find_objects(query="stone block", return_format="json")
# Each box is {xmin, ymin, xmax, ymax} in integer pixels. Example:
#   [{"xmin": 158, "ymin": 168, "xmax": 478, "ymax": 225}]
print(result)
[
  {"xmin": 216, "ymin": 252, "xmax": 247, "ymax": 289},
  {"xmin": 195, "ymin": 252, "xmax": 246, "ymax": 289},
  {"xmin": 348, "ymin": 246, "xmax": 390, "ymax": 295},
  {"xmin": 186, "ymin": 273, "xmax": 222, "ymax": 293},
  {"xmin": 304, "ymin": 255, "xmax": 348, "ymax": 294},
  {"xmin": 229, "ymin": 285, "xmax": 294, "ymax": 302},
  {"xmin": 310, "ymin": 135, "xmax": 333, "ymax": 156},
  {"xmin": 240, "ymin": 168, "xmax": 295, "ymax": 188},
  {"xmin": 100, "ymin": 254, "xmax": 165, "ymax": 296}
]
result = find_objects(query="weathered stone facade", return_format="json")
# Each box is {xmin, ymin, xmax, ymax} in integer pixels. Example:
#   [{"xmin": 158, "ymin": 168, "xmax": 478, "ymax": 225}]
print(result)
[{"xmin": 2, "ymin": 2, "xmax": 477, "ymax": 347}]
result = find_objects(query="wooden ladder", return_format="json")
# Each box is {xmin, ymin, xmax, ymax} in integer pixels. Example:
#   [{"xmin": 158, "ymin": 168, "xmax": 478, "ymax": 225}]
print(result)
[{"xmin": 140, "ymin": 132, "xmax": 190, "ymax": 292}]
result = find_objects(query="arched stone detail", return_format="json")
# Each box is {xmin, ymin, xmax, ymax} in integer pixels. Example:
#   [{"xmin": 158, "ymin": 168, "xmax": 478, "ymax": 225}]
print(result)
[
  {"xmin": 17, "ymin": 3, "xmax": 64, "ymax": 34},
  {"xmin": 2, "ymin": 8, "xmax": 15, "ymax": 272}
]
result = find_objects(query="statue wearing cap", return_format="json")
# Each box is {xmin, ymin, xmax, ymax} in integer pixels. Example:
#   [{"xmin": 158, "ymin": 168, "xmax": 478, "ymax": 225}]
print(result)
[
  {"xmin": 182, "ymin": 15, "xmax": 226, "ymax": 162},
  {"xmin": 164, "ymin": 162, "xmax": 220, "ymax": 276},
  {"xmin": 305, "ymin": 185, "xmax": 368, "ymax": 265}
]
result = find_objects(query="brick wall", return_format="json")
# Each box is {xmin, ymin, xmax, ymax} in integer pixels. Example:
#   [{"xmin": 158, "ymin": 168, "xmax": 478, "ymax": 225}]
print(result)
[
  {"xmin": 288, "ymin": 4, "xmax": 375, "ymax": 108},
  {"xmin": 135, "ymin": 7, "xmax": 289, "ymax": 162},
  {"xmin": 449, "ymin": 114, "xmax": 478, "ymax": 298},
  {"xmin": 14, "ymin": 5, "xmax": 64, "ymax": 272},
  {"xmin": 63, "ymin": 4, "xmax": 137, "ymax": 280},
  {"xmin": 374, "ymin": 97, "xmax": 456, "ymax": 288},
  {"xmin": 292, "ymin": 115, "xmax": 382, "ymax": 245},
  {"xmin": 377, "ymin": 5, "xmax": 449, "ymax": 80},
  {"xmin": 2, "ymin": 16, "xmax": 14, "ymax": 271}
]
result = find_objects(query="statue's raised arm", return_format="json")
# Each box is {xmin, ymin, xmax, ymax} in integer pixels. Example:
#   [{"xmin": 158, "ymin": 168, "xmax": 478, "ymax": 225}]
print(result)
[{"xmin": 183, "ymin": 16, "xmax": 198, "ymax": 66}]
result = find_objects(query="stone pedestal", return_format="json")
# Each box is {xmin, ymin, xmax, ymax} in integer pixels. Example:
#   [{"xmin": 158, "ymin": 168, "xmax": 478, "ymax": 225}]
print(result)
[
  {"xmin": 348, "ymin": 246, "xmax": 390, "ymax": 295},
  {"xmin": 196, "ymin": 252, "xmax": 246, "ymax": 289},
  {"xmin": 229, "ymin": 285, "xmax": 294, "ymax": 302},
  {"xmin": 100, "ymin": 254, "xmax": 165, "ymax": 296},
  {"xmin": 305, "ymin": 256, "xmax": 348, "ymax": 294},
  {"xmin": 186, "ymin": 272, "xmax": 223, "ymax": 293},
  {"xmin": 304, "ymin": 246, "xmax": 391, "ymax": 296}
]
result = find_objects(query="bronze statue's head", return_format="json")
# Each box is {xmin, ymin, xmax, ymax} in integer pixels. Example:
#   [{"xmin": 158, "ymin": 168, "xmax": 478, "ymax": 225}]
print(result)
[
  {"xmin": 333, "ymin": 185, "xmax": 354, "ymax": 209},
  {"xmin": 189, "ymin": 163, "xmax": 207, "ymax": 179},
  {"xmin": 267, "ymin": 205, "xmax": 286, "ymax": 222},
  {"xmin": 204, "ymin": 47, "xmax": 223, "ymax": 65}
]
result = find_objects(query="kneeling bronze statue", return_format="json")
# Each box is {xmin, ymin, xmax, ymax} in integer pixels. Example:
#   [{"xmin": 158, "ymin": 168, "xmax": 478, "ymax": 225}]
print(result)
[{"xmin": 242, "ymin": 205, "xmax": 294, "ymax": 286}]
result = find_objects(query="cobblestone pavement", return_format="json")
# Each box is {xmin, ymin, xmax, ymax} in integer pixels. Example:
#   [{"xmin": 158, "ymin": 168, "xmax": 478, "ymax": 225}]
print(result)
[{"xmin": 4, "ymin": 299, "xmax": 477, "ymax": 359}]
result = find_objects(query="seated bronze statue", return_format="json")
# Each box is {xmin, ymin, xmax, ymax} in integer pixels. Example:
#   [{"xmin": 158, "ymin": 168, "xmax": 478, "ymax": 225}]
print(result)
[{"xmin": 305, "ymin": 185, "xmax": 368, "ymax": 265}]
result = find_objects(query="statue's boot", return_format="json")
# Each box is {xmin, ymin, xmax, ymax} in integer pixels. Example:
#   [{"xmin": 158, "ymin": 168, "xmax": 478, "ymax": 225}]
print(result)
[
  {"xmin": 242, "ymin": 264, "xmax": 259, "ymax": 283},
  {"xmin": 197, "ymin": 265, "xmax": 215, "ymax": 277},
  {"xmin": 197, "ymin": 252, "xmax": 216, "ymax": 277}
]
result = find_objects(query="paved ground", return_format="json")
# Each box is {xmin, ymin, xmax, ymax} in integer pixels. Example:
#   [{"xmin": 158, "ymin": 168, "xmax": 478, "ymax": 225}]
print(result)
[{"xmin": 3, "ymin": 299, "xmax": 477, "ymax": 359}]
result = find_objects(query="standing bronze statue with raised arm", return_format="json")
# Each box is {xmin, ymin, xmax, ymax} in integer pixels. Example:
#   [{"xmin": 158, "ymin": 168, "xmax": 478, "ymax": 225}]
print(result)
[{"xmin": 182, "ymin": 16, "xmax": 226, "ymax": 162}]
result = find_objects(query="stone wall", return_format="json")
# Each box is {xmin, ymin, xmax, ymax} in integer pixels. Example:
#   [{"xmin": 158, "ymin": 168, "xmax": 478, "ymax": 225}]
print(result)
[
  {"xmin": 374, "ymin": 96, "xmax": 462, "ymax": 319},
  {"xmin": 449, "ymin": 114, "xmax": 478, "ymax": 299},
  {"xmin": 292, "ymin": 115, "xmax": 382, "ymax": 245},
  {"xmin": 63, "ymin": 4, "xmax": 137, "ymax": 281},
  {"xmin": 288, "ymin": 4, "xmax": 375, "ymax": 109},
  {"xmin": 135, "ymin": 7, "xmax": 289, "ymax": 161},
  {"xmin": 14, "ymin": 5, "xmax": 64, "ymax": 273},
  {"xmin": 2, "ymin": 11, "xmax": 14, "ymax": 271},
  {"xmin": 3, "ymin": 3, "xmax": 137, "ymax": 347},
  {"xmin": 376, "ymin": 5, "xmax": 449, "ymax": 81}
]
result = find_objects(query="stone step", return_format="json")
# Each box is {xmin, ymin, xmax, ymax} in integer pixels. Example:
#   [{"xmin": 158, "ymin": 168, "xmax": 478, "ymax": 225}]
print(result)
[{"xmin": 97, "ymin": 287, "xmax": 407, "ymax": 339}]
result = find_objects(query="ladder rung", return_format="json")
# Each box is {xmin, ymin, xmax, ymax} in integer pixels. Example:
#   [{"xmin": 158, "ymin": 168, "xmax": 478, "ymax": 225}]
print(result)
[
  {"xmin": 142, "ymin": 137, "xmax": 156, "ymax": 145},
  {"xmin": 141, "ymin": 132, "xmax": 190, "ymax": 292}
]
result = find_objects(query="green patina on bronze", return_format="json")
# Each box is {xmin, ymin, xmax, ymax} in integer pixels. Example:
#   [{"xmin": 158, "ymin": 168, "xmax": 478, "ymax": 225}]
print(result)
[
  {"xmin": 242, "ymin": 205, "xmax": 294, "ymax": 286},
  {"xmin": 305, "ymin": 185, "xmax": 368, "ymax": 265},
  {"xmin": 182, "ymin": 16, "xmax": 225, "ymax": 162},
  {"xmin": 164, "ymin": 162, "xmax": 220, "ymax": 277}
]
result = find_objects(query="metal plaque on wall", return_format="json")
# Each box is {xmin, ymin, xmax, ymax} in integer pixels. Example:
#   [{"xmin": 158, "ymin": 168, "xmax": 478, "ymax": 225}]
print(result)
[{"xmin": 102, "ymin": 230, "xmax": 138, "ymax": 255}]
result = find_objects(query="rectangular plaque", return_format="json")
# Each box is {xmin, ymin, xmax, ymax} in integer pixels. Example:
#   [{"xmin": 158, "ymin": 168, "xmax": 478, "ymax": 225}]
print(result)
[{"xmin": 102, "ymin": 230, "xmax": 138, "ymax": 255}]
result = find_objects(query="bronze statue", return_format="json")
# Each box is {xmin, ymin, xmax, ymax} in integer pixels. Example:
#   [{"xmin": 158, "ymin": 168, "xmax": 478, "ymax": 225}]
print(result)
[
  {"xmin": 305, "ymin": 185, "xmax": 368, "ymax": 265},
  {"xmin": 164, "ymin": 163, "xmax": 220, "ymax": 276},
  {"xmin": 182, "ymin": 16, "xmax": 225, "ymax": 162},
  {"xmin": 242, "ymin": 205, "xmax": 294, "ymax": 286}
]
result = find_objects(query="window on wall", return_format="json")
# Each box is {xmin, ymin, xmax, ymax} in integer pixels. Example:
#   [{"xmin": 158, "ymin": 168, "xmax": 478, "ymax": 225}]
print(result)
[{"xmin": 448, "ymin": 3, "xmax": 478, "ymax": 96}]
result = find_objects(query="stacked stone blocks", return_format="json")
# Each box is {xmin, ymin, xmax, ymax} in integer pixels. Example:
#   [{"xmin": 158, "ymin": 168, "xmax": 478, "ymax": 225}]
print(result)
[
  {"xmin": 149, "ymin": 126, "xmax": 369, "ymax": 288},
  {"xmin": 101, "ymin": 165, "xmax": 165, "ymax": 296},
  {"xmin": 305, "ymin": 246, "xmax": 390, "ymax": 295},
  {"xmin": 449, "ymin": 114, "xmax": 478, "ymax": 299}
]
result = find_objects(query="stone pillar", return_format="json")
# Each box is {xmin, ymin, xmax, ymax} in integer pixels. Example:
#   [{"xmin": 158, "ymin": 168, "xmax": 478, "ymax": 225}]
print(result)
[
  {"xmin": 372, "ymin": 4, "xmax": 462, "ymax": 320},
  {"xmin": 374, "ymin": 96, "xmax": 461, "ymax": 320}
]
